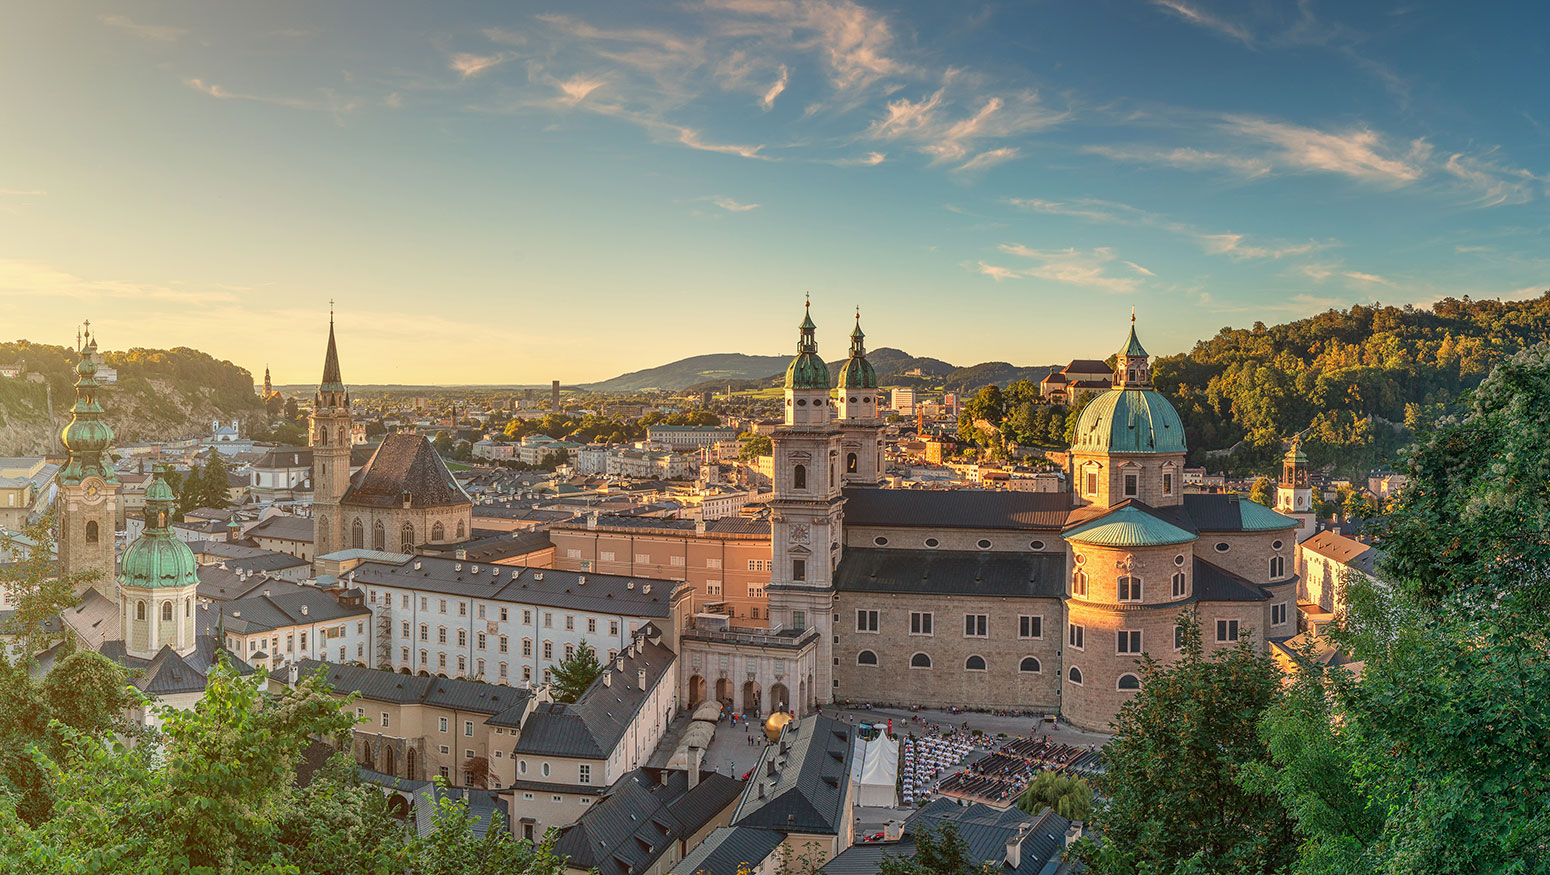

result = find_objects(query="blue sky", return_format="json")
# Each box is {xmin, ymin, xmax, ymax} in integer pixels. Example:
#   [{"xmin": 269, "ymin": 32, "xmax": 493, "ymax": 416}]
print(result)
[{"xmin": 2, "ymin": 1, "xmax": 1546, "ymax": 385}]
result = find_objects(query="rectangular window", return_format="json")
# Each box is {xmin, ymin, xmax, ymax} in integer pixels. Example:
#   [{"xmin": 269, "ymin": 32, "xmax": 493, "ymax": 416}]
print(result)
[
  {"xmin": 792, "ymin": 610, "xmax": 806, "ymax": 630},
  {"xmin": 380, "ymin": 712, "xmax": 390, "ymax": 728},
  {"xmin": 544, "ymin": 613, "xmax": 553, "ymax": 628},
  {"xmin": 542, "ymin": 641, "xmax": 553, "ymax": 660},
  {"xmin": 1272, "ymin": 603, "xmax": 1287, "ymax": 626},
  {"xmin": 963, "ymin": 614, "xmax": 988, "ymax": 637},
  {"xmin": 402, "ymin": 621, "xmax": 410, "ymax": 638},
  {"xmin": 464, "ymin": 721, "xmax": 473, "ymax": 737},
  {"xmin": 670, "ymin": 555, "xmax": 685, "ymax": 567},
  {"xmin": 499, "ymin": 636, "xmax": 509, "ymax": 654},
  {"xmin": 566, "ymin": 549, "xmax": 581, "ymax": 559},
  {"xmin": 477, "ymin": 632, "xmax": 487, "ymax": 649},
  {"xmin": 1163, "ymin": 472, "xmax": 1174, "ymax": 495},
  {"xmin": 457, "ymin": 629, "xmax": 467, "ymax": 647},
  {"xmin": 1124, "ymin": 473, "xmax": 1138, "ymax": 496},
  {"xmin": 500, "ymin": 607, "xmax": 508, "ymax": 622},
  {"xmin": 637, "ymin": 553, "xmax": 651, "ymax": 564},
  {"xmin": 910, "ymin": 612, "xmax": 933, "ymax": 636},
  {"xmin": 587, "ymin": 618, "xmax": 596, "ymax": 633},
  {"xmin": 523, "ymin": 610, "xmax": 532, "ymax": 624},
  {"xmin": 707, "ymin": 580, "xmax": 722, "ymax": 596},
  {"xmin": 420, "ymin": 596, "xmax": 428, "ymax": 610},
  {"xmin": 1118, "ymin": 576, "xmax": 1142, "ymax": 602},
  {"xmin": 1019, "ymin": 615, "xmax": 1042, "ymax": 639},
  {"xmin": 1117, "ymin": 630, "xmax": 1141, "ymax": 654},
  {"xmin": 403, "ymin": 594, "xmax": 410, "ymax": 608},
  {"xmin": 439, "ymin": 599, "xmax": 447, "ymax": 614},
  {"xmin": 599, "ymin": 551, "xmax": 615, "ymax": 562},
  {"xmin": 1068, "ymin": 623, "xmax": 1084, "ymax": 650},
  {"xmin": 565, "ymin": 615, "xmax": 574, "ymax": 631},
  {"xmin": 1217, "ymin": 619, "xmax": 1240, "ymax": 642},
  {"xmin": 1085, "ymin": 470, "xmax": 1098, "ymax": 495},
  {"xmin": 792, "ymin": 559, "xmax": 806, "ymax": 582},
  {"xmin": 419, "ymin": 625, "xmax": 428, "ymax": 642},
  {"xmin": 609, "ymin": 620, "xmax": 619, "ymax": 636},
  {"xmin": 458, "ymin": 601, "xmax": 467, "ymax": 617},
  {"xmin": 578, "ymin": 764, "xmax": 591, "ymax": 784},
  {"xmin": 477, "ymin": 604, "xmax": 486, "ymax": 619},
  {"xmin": 438, "ymin": 628, "xmax": 447, "ymax": 644},
  {"xmin": 439, "ymin": 717, "xmax": 448, "ymax": 732},
  {"xmin": 1174, "ymin": 625, "xmax": 1184, "ymax": 650},
  {"xmin": 856, "ymin": 610, "xmax": 879, "ymax": 633},
  {"xmin": 1172, "ymin": 573, "xmax": 1187, "ymax": 598}
]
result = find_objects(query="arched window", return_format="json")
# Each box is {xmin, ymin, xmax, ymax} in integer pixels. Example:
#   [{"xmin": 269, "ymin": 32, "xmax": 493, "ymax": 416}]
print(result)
[
  {"xmin": 857, "ymin": 650, "xmax": 878, "ymax": 665},
  {"xmin": 964, "ymin": 655, "xmax": 986, "ymax": 671},
  {"xmin": 846, "ymin": 452, "xmax": 857, "ymax": 474},
  {"xmin": 1269, "ymin": 556, "xmax": 1285, "ymax": 578},
  {"xmin": 85, "ymin": 520, "xmax": 99, "ymax": 544},
  {"xmin": 1068, "ymin": 666, "xmax": 1083, "ymax": 685},
  {"xmin": 910, "ymin": 652, "xmax": 932, "ymax": 669},
  {"xmin": 431, "ymin": 522, "xmax": 445, "ymax": 541},
  {"xmin": 1118, "ymin": 673, "xmax": 1141, "ymax": 690},
  {"xmin": 1118, "ymin": 576, "xmax": 1142, "ymax": 602},
  {"xmin": 456, "ymin": 520, "xmax": 465, "ymax": 540},
  {"xmin": 1019, "ymin": 656, "xmax": 1040, "ymax": 673},
  {"xmin": 373, "ymin": 521, "xmax": 386, "ymax": 552},
  {"xmin": 318, "ymin": 513, "xmax": 329, "ymax": 539},
  {"xmin": 793, "ymin": 464, "xmax": 807, "ymax": 490},
  {"xmin": 136, "ymin": 600, "xmax": 146, "ymax": 621},
  {"xmin": 351, "ymin": 518, "xmax": 364, "ymax": 549},
  {"xmin": 161, "ymin": 601, "xmax": 173, "ymax": 622},
  {"xmin": 1172, "ymin": 572, "xmax": 1187, "ymax": 598},
  {"xmin": 406, "ymin": 748, "xmax": 417, "ymax": 780},
  {"xmin": 400, "ymin": 523, "xmax": 414, "ymax": 553},
  {"xmin": 320, "ymin": 426, "xmax": 330, "ymax": 445},
  {"xmin": 1071, "ymin": 570, "xmax": 1088, "ymax": 597}
]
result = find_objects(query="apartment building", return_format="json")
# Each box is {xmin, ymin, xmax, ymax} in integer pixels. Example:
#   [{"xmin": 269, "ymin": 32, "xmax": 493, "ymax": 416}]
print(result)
[{"xmin": 202, "ymin": 585, "xmax": 373, "ymax": 672}]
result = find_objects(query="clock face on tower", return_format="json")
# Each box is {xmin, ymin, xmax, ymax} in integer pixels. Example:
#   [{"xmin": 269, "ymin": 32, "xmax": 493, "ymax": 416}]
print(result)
[{"xmin": 81, "ymin": 476, "xmax": 105, "ymax": 504}]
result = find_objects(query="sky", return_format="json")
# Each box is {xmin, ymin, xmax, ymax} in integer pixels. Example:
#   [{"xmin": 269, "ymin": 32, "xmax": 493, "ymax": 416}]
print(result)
[{"xmin": 2, "ymin": 1, "xmax": 1547, "ymax": 386}]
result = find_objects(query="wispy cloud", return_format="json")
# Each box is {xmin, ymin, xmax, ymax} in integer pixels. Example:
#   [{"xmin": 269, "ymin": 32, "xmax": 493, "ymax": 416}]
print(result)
[
  {"xmin": 183, "ymin": 78, "xmax": 363, "ymax": 116},
  {"xmin": 704, "ymin": 0, "xmax": 906, "ymax": 92},
  {"xmin": 1222, "ymin": 116, "xmax": 1428, "ymax": 184},
  {"xmin": 1125, "ymin": 261, "xmax": 1156, "ymax": 276},
  {"xmin": 703, "ymin": 195, "xmax": 760, "ymax": 212},
  {"xmin": 0, "ymin": 259, "xmax": 238, "ymax": 307},
  {"xmin": 98, "ymin": 14, "xmax": 187, "ymax": 43},
  {"xmin": 1342, "ymin": 270, "xmax": 1394, "ymax": 286},
  {"xmin": 976, "ymin": 262, "xmax": 1019, "ymax": 281},
  {"xmin": 955, "ymin": 147, "xmax": 1020, "ymax": 173},
  {"xmin": 451, "ymin": 52, "xmax": 516, "ymax": 79},
  {"xmin": 1008, "ymin": 196, "xmax": 1333, "ymax": 261},
  {"xmin": 556, "ymin": 75, "xmax": 607, "ymax": 105},
  {"xmin": 1147, "ymin": 0, "xmax": 1253, "ymax": 46},
  {"xmin": 1443, "ymin": 152, "xmax": 1541, "ymax": 207},
  {"xmin": 869, "ymin": 81, "xmax": 1066, "ymax": 166},
  {"xmin": 1083, "ymin": 144, "xmax": 1272, "ymax": 177},
  {"xmin": 990, "ymin": 245, "xmax": 1142, "ymax": 293},
  {"xmin": 761, "ymin": 64, "xmax": 789, "ymax": 109},
  {"xmin": 1198, "ymin": 234, "xmax": 1324, "ymax": 260},
  {"xmin": 826, "ymin": 151, "xmax": 887, "ymax": 166}
]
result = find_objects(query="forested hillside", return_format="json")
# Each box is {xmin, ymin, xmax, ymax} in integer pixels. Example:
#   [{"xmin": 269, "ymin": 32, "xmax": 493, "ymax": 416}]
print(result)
[
  {"xmin": 1153, "ymin": 293, "xmax": 1550, "ymax": 474},
  {"xmin": 0, "ymin": 342, "xmax": 263, "ymax": 455}
]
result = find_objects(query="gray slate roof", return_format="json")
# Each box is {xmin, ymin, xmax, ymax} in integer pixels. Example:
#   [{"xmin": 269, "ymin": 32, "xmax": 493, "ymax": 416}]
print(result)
[
  {"xmin": 296, "ymin": 659, "xmax": 533, "ymax": 724},
  {"xmin": 834, "ymin": 547, "xmax": 1066, "ymax": 598},
  {"xmin": 199, "ymin": 586, "xmax": 371, "ymax": 636},
  {"xmin": 349, "ymin": 556, "xmax": 682, "ymax": 618},
  {"xmin": 553, "ymin": 768, "xmax": 743, "ymax": 875},
  {"xmin": 731, "ymin": 713, "xmax": 853, "ymax": 835},
  {"xmin": 1193, "ymin": 557, "xmax": 1269, "ymax": 602},
  {"xmin": 842, "ymin": 487, "xmax": 1072, "ymax": 531},
  {"xmin": 197, "ymin": 567, "xmax": 302, "ymax": 602},
  {"xmin": 820, "ymin": 799, "xmax": 1072, "ymax": 875},
  {"xmin": 673, "ymin": 826, "xmax": 785, "ymax": 875},
  {"xmin": 99, "ymin": 636, "xmax": 254, "ymax": 695},
  {"xmin": 246, "ymin": 514, "xmax": 315, "ymax": 544},
  {"xmin": 514, "ymin": 635, "xmax": 676, "ymax": 759}
]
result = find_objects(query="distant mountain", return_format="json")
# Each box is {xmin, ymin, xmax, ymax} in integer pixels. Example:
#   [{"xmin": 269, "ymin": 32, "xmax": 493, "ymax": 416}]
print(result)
[
  {"xmin": 591, "ymin": 347, "xmax": 1059, "ymax": 394},
  {"xmin": 584, "ymin": 353, "xmax": 792, "ymax": 392}
]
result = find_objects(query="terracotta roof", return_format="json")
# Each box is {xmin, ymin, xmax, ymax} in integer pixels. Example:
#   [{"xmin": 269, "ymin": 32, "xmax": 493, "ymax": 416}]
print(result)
[
  {"xmin": 342, "ymin": 433, "xmax": 471, "ymax": 509},
  {"xmin": 1300, "ymin": 529, "xmax": 1380, "ymax": 573}
]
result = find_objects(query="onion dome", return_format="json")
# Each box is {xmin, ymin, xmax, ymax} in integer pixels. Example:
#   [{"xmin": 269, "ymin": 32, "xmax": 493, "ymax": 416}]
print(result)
[
  {"xmin": 121, "ymin": 466, "xmax": 198, "ymax": 590},
  {"xmin": 59, "ymin": 330, "xmax": 117, "ymax": 484},
  {"xmin": 785, "ymin": 301, "xmax": 830, "ymax": 390},
  {"xmin": 836, "ymin": 313, "xmax": 878, "ymax": 390}
]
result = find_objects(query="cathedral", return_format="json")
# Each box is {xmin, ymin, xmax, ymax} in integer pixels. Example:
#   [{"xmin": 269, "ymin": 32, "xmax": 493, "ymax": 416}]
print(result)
[
  {"xmin": 746, "ymin": 306, "xmax": 1301, "ymax": 732},
  {"xmin": 308, "ymin": 314, "xmax": 472, "ymax": 560}
]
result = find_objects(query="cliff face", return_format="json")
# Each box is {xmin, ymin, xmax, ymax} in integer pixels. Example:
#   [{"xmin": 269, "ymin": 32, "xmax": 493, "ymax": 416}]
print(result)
[{"xmin": 0, "ymin": 342, "xmax": 264, "ymax": 456}]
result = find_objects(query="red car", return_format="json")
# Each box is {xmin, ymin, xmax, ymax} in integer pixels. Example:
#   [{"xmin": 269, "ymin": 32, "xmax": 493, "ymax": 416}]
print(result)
[{"xmin": 865, "ymin": 833, "xmax": 884, "ymax": 842}]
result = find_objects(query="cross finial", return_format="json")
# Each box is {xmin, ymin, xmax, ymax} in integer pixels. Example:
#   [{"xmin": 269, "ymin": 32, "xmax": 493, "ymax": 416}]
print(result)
[
  {"xmin": 1130, "ymin": 306, "xmax": 1135, "ymax": 324},
  {"xmin": 329, "ymin": 299, "xmax": 335, "ymax": 325},
  {"xmin": 804, "ymin": 291, "xmax": 810, "ymax": 310}
]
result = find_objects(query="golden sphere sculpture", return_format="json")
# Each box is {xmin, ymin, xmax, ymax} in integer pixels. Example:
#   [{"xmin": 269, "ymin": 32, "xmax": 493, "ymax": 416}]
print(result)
[{"xmin": 764, "ymin": 710, "xmax": 794, "ymax": 743}]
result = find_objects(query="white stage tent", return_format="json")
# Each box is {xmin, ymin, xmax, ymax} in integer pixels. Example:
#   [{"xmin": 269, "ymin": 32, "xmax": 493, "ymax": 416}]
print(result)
[{"xmin": 855, "ymin": 734, "xmax": 900, "ymax": 808}]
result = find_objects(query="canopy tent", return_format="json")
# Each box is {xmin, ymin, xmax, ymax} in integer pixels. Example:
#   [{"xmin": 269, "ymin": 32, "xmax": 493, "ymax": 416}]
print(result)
[
  {"xmin": 692, "ymin": 701, "xmax": 723, "ymax": 722},
  {"xmin": 856, "ymin": 734, "xmax": 900, "ymax": 808}
]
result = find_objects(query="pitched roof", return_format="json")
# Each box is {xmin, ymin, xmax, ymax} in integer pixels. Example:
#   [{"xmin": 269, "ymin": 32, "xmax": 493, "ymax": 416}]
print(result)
[
  {"xmin": 348, "ymin": 557, "xmax": 681, "ymax": 617},
  {"xmin": 342, "ymin": 433, "xmax": 472, "ymax": 509},
  {"xmin": 200, "ymin": 587, "xmax": 371, "ymax": 636},
  {"xmin": 673, "ymin": 826, "xmax": 785, "ymax": 875},
  {"xmin": 514, "ymin": 636, "xmax": 677, "ymax": 758},
  {"xmin": 1065, "ymin": 359, "xmax": 1112, "ymax": 373},
  {"xmin": 99, "ymin": 636, "xmax": 255, "ymax": 693},
  {"xmin": 842, "ymin": 487, "xmax": 1072, "ymax": 531},
  {"xmin": 820, "ymin": 799, "xmax": 1072, "ymax": 875},
  {"xmin": 1300, "ymin": 530, "xmax": 1381, "ymax": 573},
  {"xmin": 296, "ymin": 659, "xmax": 533, "ymax": 722},
  {"xmin": 196, "ymin": 566, "xmax": 302, "ymax": 602},
  {"xmin": 1181, "ymin": 494, "xmax": 1298, "ymax": 533},
  {"xmin": 553, "ymin": 768, "xmax": 742, "ymax": 875},
  {"xmin": 731, "ymin": 713, "xmax": 854, "ymax": 835},
  {"xmin": 1193, "ymin": 556, "xmax": 1269, "ymax": 602},
  {"xmin": 835, "ymin": 547, "xmax": 1066, "ymax": 598},
  {"xmin": 246, "ymin": 514, "xmax": 315, "ymax": 543},
  {"xmin": 1063, "ymin": 502, "xmax": 1197, "ymax": 547}
]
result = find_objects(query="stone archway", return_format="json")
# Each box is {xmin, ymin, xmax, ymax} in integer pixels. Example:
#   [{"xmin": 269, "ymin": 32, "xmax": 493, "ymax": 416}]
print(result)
[
  {"xmin": 715, "ymin": 677, "xmax": 733, "ymax": 708},
  {"xmin": 688, "ymin": 674, "xmax": 707, "ymax": 707},
  {"xmin": 742, "ymin": 680, "xmax": 762, "ymax": 718},
  {"xmin": 386, "ymin": 793, "xmax": 411, "ymax": 821},
  {"xmin": 770, "ymin": 683, "xmax": 790, "ymax": 713}
]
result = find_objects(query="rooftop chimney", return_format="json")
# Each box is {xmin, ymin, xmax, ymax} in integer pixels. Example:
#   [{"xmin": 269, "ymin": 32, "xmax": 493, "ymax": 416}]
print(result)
[
  {"xmin": 1006, "ymin": 822, "xmax": 1032, "ymax": 869},
  {"xmin": 637, "ymin": 668, "xmax": 647, "ymax": 691},
  {"xmin": 603, "ymin": 672, "xmax": 611, "ymax": 687},
  {"xmin": 687, "ymin": 745, "xmax": 703, "ymax": 789},
  {"xmin": 1065, "ymin": 822, "xmax": 1083, "ymax": 847}
]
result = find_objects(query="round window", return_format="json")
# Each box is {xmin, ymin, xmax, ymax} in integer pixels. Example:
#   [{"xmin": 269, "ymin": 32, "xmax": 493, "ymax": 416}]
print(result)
[
  {"xmin": 873, "ymin": 536, "xmax": 889, "ymax": 546},
  {"xmin": 796, "ymin": 399, "xmax": 807, "ymax": 406},
  {"xmin": 1272, "ymin": 540, "xmax": 1284, "ymax": 551},
  {"xmin": 1074, "ymin": 553, "xmax": 1086, "ymax": 565},
  {"xmin": 862, "ymin": 396, "xmax": 871, "ymax": 403},
  {"xmin": 814, "ymin": 398, "xmax": 823, "ymax": 406},
  {"xmin": 1030, "ymin": 540, "xmax": 1045, "ymax": 551},
  {"xmin": 1174, "ymin": 554, "xmax": 1185, "ymax": 566},
  {"xmin": 850, "ymin": 397, "xmax": 858, "ymax": 403},
  {"xmin": 924, "ymin": 538, "xmax": 940, "ymax": 548},
  {"xmin": 1215, "ymin": 542, "xmax": 1230, "ymax": 553},
  {"xmin": 977, "ymin": 539, "xmax": 992, "ymax": 550}
]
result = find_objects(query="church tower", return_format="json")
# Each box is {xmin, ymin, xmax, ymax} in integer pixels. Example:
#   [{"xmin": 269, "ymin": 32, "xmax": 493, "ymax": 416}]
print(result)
[
  {"xmin": 1277, "ymin": 437, "xmax": 1316, "ymax": 541},
  {"xmin": 262, "ymin": 365, "xmax": 273, "ymax": 398},
  {"xmin": 57, "ymin": 324, "xmax": 120, "ymax": 602},
  {"xmin": 767, "ymin": 301, "xmax": 844, "ymax": 705},
  {"xmin": 310, "ymin": 311, "xmax": 352, "ymax": 560},
  {"xmin": 836, "ymin": 311, "xmax": 885, "ymax": 486},
  {"xmin": 119, "ymin": 465, "xmax": 200, "ymax": 659}
]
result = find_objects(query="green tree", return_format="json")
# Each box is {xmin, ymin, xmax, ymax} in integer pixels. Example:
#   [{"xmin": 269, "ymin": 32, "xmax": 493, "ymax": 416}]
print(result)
[
  {"xmin": 738, "ymin": 432, "xmax": 773, "ymax": 461},
  {"xmin": 199, "ymin": 451, "xmax": 233, "ymax": 509},
  {"xmin": 432, "ymin": 431, "xmax": 454, "ymax": 455},
  {"xmin": 1016, "ymin": 771, "xmax": 1092, "ymax": 822},
  {"xmin": 1074, "ymin": 610, "xmax": 1296, "ymax": 875},
  {"xmin": 0, "ymin": 510, "xmax": 88, "ymax": 655},
  {"xmin": 1248, "ymin": 476, "xmax": 1275, "ymax": 507},
  {"xmin": 877, "ymin": 821, "xmax": 997, "ymax": 875},
  {"xmin": 406, "ymin": 791, "xmax": 568, "ymax": 875},
  {"xmin": 453, "ymin": 440, "xmax": 473, "ymax": 462},
  {"xmin": 549, "ymin": 640, "xmax": 604, "ymax": 704}
]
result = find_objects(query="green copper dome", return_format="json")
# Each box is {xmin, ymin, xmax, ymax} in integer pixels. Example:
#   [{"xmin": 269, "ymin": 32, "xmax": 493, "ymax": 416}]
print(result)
[
  {"xmin": 837, "ymin": 315, "xmax": 878, "ymax": 390},
  {"xmin": 785, "ymin": 303, "xmax": 830, "ymax": 390},
  {"xmin": 1073, "ymin": 388, "xmax": 1187, "ymax": 455},
  {"xmin": 1065, "ymin": 505, "xmax": 1197, "ymax": 547},
  {"xmin": 121, "ymin": 467, "xmax": 198, "ymax": 590}
]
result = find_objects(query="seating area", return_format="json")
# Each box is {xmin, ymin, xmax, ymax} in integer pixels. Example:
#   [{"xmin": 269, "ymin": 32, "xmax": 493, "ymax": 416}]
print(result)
[
  {"xmin": 899, "ymin": 735, "xmax": 976, "ymax": 806},
  {"xmin": 937, "ymin": 737, "xmax": 1103, "ymax": 807}
]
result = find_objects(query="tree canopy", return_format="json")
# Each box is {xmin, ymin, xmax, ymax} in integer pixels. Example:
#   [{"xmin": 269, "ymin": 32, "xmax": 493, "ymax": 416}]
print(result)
[{"xmin": 549, "ymin": 640, "xmax": 604, "ymax": 704}]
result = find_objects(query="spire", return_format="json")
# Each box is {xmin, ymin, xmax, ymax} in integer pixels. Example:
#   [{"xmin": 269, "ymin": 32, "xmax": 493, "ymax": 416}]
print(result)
[
  {"xmin": 785, "ymin": 297, "xmax": 829, "ymax": 390},
  {"xmin": 796, "ymin": 296, "xmax": 818, "ymax": 354},
  {"xmin": 320, "ymin": 305, "xmax": 344, "ymax": 391},
  {"xmin": 59, "ymin": 321, "xmax": 116, "ymax": 485},
  {"xmin": 1115, "ymin": 312, "xmax": 1152, "ymax": 389},
  {"xmin": 263, "ymin": 365, "xmax": 273, "ymax": 396},
  {"xmin": 849, "ymin": 309, "xmax": 865, "ymax": 353},
  {"xmin": 1120, "ymin": 310, "xmax": 1148, "ymax": 359}
]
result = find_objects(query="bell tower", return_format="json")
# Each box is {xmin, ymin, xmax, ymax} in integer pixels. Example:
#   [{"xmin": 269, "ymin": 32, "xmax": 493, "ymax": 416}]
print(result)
[
  {"xmin": 768, "ymin": 300, "xmax": 844, "ymax": 705},
  {"xmin": 1277, "ymin": 437, "xmax": 1316, "ymax": 541},
  {"xmin": 310, "ymin": 307, "xmax": 352, "ymax": 560},
  {"xmin": 836, "ymin": 310, "xmax": 885, "ymax": 486},
  {"xmin": 57, "ymin": 322, "xmax": 120, "ymax": 602}
]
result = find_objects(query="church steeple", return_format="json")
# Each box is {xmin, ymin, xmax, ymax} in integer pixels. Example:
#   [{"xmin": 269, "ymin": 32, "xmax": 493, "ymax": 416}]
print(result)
[
  {"xmin": 836, "ymin": 309, "xmax": 884, "ymax": 484},
  {"xmin": 57, "ymin": 321, "xmax": 120, "ymax": 601},
  {"xmin": 263, "ymin": 365, "xmax": 273, "ymax": 398},
  {"xmin": 320, "ymin": 306, "xmax": 344, "ymax": 391},
  {"xmin": 310, "ymin": 308, "xmax": 353, "ymax": 562},
  {"xmin": 60, "ymin": 324, "xmax": 117, "ymax": 486},
  {"xmin": 119, "ymin": 463, "xmax": 199, "ymax": 658},
  {"xmin": 1115, "ymin": 309, "xmax": 1152, "ymax": 388}
]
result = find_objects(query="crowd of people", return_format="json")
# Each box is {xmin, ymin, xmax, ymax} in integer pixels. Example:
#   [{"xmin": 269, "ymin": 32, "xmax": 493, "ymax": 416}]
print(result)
[
  {"xmin": 937, "ymin": 736, "xmax": 1103, "ymax": 806},
  {"xmin": 900, "ymin": 734, "xmax": 977, "ymax": 806}
]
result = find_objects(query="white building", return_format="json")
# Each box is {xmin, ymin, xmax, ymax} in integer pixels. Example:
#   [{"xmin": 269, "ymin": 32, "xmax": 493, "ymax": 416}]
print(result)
[{"xmin": 890, "ymin": 387, "xmax": 916, "ymax": 415}]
